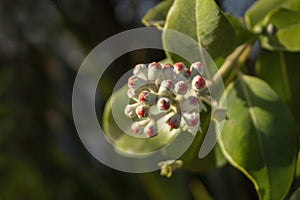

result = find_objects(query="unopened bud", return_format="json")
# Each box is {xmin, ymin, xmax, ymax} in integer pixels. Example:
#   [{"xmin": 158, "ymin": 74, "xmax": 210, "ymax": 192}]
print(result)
[
  {"xmin": 173, "ymin": 62, "xmax": 186, "ymax": 75},
  {"xmin": 124, "ymin": 103, "xmax": 139, "ymax": 118},
  {"xmin": 183, "ymin": 112, "xmax": 199, "ymax": 127},
  {"xmin": 133, "ymin": 64, "xmax": 148, "ymax": 80},
  {"xmin": 136, "ymin": 104, "xmax": 149, "ymax": 118},
  {"xmin": 138, "ymin": 90, "xmax": 156, "ymax": 105},
  {"xmin": 174, "ymin": 81, "xmax": 188, "ymax": 95},
  {"xmin": 128, "ymin": 75, "xmax": 146, "ymax": 89},
  {"xmin": 144, "ymin": 120, "xmax": 158, "ymax": 138},
  {"xmin": 131, "ymin": 122, "xmax": 143, "ymax": 134},
  {"xmin": 162, "ymin": 64, "xmax": 174, "ymax": 80},
  {"xmin": 157, "ymin": 97, "xmax": 171, "ymax": 111},
  {"xmin": 148, "ymin": 62, "xmax": 162, "ymax": 82},
  {"xmin": 127, "ymin": 88, "xmax": 135, "ymax": 99},
  {"xmin": 190, "ymin": 61, "xmax": 204, "ymax": 76},
  {"xmin": 181, "ymin": 96, "xmax": 199, "ymax": 113},
  {"xmin": 192, "ymin": 75, "xmax": 206, "ymax": 91},
  {"xmin": 166, "ymin": 113, "xmax": 181, "ymax": 130}
]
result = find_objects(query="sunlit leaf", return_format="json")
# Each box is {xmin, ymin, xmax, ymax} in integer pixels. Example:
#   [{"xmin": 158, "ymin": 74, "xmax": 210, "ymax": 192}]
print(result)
[{"xmin": 162, "ymin": 0, "xmax": 252, "ymax": 61}]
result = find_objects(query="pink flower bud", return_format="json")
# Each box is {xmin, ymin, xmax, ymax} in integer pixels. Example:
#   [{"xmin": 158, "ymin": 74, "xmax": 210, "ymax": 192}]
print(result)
[
  {"xmin": 148, "ymin": 62, "xmax": 162, "ymax": 82},
  {"xmin": 166, "ymin": 113, "xmax": 181, "ymax": 130},
  {"xmin": 157, "ymin": 97, "xmax": 171, "ymax": 111},
  {"xmin": 136, "ymin": 105, "xmax": 149, "ymax": 118},
  {"xmin": 190, "ymin": 62, "xmax": 204, "ymax": 76},
  {"xmin": 161, "ymin": 80, "xmax": 175, "ymax": 90},
  {"xmin": 124, "ymin": 103, "xmax": 139, "ymax": 118},
  {"xmin": 162, "ymin": 64, "xmax": 174, "ymax": 80},
  {"xmin": 181, "ymin": 96, "xmax": 199, "ymax": 113},
  {"xmin": 173, "ymin": 62, "xmax": 185, "ymax": 75},
  {"xmin": 174, "ymin": 81, "xmax": 188, "ymax": 95},
  {"xmin": 133, "ymin": 64, "xmax": 148, "ymax": 80},
  {"xmin": 131, "ymin": 122, "xmax": 143, "ymax": 134},
  {"xmin": 127, "ymin": 88, "xmax": 135, "ymax": 99},
  {"xmin": 183, "ymin": 113, "xmax": 199, "ymax": 127},
  {"xmin": 128, "ymin": 75, "xmax": 146, "ymax": 89},
  {"xmin": 192, "ymin": 75, "xmax": 206, "ymax": 91},
  {"xmin": 138, "ymin": 90, "xmax": 156, "ymax": 105},
  {"xmin": 144, "ymin": 120, "xmax": 158, "ymax": 137}
]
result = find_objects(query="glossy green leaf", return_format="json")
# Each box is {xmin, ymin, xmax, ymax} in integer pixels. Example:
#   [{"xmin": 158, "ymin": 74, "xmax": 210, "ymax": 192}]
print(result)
[
  {"xmin": 219, "ymin": 75, "xmax": 297, "ymax": 200},
  {"xmin": 102, "ymin": 84, "xmax": 180, "ymax": 154},
  {"xmin": 246, "ymin": 0, "xmax": 300, "ymax": 51},
  {"xmin": 142, "ymin": 0, "xmax": 174, "ymax": 29},
  {"xmin": 256, "ymin": 50, "xmax": 300, "ymax": 128},
  {"xmin": 162, "ymin": 0, "xmax": 252, "ymax": 60}
]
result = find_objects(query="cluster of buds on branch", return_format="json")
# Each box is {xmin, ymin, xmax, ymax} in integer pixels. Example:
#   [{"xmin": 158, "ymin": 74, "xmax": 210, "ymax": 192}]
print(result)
[{"xmin": 124, "ymin": 61, "xmax": 209, "ymax": 138}]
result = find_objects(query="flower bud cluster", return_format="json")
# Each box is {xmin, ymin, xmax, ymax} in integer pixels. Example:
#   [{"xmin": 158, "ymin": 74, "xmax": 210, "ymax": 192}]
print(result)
[{"xmin": 124, "ymin": 61, "xmax": 207, "ymax": 137}]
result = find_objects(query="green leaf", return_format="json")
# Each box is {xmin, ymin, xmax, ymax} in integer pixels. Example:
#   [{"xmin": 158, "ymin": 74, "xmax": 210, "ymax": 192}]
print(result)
[
  {"xmin": 162, "ymin": 0, "xmax": 251, "ymax": 60},
  {"xmin": 219, "ymin": 75, "xmax": 297, "ymax": 200},
  {"xmin": 142, "ymin": 0, "xmax": 174, "ymax": 29},
  {"xmin": 245, "ymin": 0, "xmax": 300, "ymax": 51},
  {"xmin": 256, "ymin": 50, "xmax": 300, "ymax": 128},
  {"xmin": 102, "ymin": 84, "xmax": 179, "ymax": 154}
]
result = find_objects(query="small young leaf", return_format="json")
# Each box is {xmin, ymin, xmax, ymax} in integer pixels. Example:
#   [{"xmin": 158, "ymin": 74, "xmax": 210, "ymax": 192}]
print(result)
[
  {"xmin": 219, "ymin": 75, "xmax": 297, "ymax": 200},
  {"xmin": 142, "ymin": 0, "xmax": 174, "ymax": 29},
  {"xmin": 246, "ymin": 0, "xmax": 300, "ymax": 51}
]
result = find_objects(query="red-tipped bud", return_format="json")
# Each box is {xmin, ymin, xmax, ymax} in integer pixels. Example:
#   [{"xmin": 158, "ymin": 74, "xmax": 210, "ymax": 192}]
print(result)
[
  {"xmin": 166, "ymin": 113, "xmax": 181, "ymax": 130},
  {"xmin": 124, "ymin": 103, "xmax": 139, "ymax": 118},
  {"xmin": 192, "ymin": 75, "xmax": 206, "ymax": 91},
  {"xmin": 133, "ymin": 64, "xmax": 148, "ymax": 80},
  {"xmin": 183, "ymin": 112, "xmax": 199, "ymax": 127},
  {"xmin": 136, "ymin": 105, "xmax": 149, "ymax": 118},
  {"xmin": 181, "ymin": 96, "xmax": 199, "ymax": 113},
  {"xmin": 162, "ymin": 64, "xmax": 174, "ymax": 80},
  {"xmin": 128, "ymin": 75, "xmax": 146, "ymax": 89},
  {"xmin": 127, "ymin": 88, "xmax": 135, "ymax": 99},
  {"xmin": 190, "ymin": 62, "xmax": 204, "ymax": 76},
  {"xmin": 157, "ymin": 97, "xmax": 171, "ymax": 111},
  {"xmin": 131, "ymin": 122, "xmax": 143, "ymax": 134},
  {"xmin": 144, "ymin": 120, "xmax": 158, "ymax": 137},
  {"xmin": 161, "ymin": 80, "xmax": 175, "ymax": 90},
  {"xmin": 148, "ymin": 62, "xmax": 162, "ymax": 81},
  {"xmin": 173, "ymin": 62, "xmax": 185, "ymax": 75},
  {"xmin": 138, "ymin": 90, "xmax": 156, "ymax": 105},
  {"xmin": 174, "ymin": 81, "xmax": 188, "ymax": 95}
]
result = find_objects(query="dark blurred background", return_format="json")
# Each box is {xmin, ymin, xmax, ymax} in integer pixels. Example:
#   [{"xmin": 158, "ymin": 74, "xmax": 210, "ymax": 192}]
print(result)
[{"xmin": 0, "ymin": 0, "xmax": 261, "ymax": 199}]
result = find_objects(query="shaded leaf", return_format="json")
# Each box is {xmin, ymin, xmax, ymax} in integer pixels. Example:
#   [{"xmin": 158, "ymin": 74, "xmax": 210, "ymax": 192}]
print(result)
[
  {"xmin": 256, "ymin": 50, "xmax": 300, "ymax": 128},
  {"xmin": 219, "ymin": 75, "xmax": 297, "ymax": 200}
]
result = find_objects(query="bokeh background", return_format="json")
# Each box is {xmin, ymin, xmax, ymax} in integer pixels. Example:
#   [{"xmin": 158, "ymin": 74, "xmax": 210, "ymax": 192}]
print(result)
[{"xmin": 0, "ymin": 0, "xmax": 271, "ymax": 199}]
